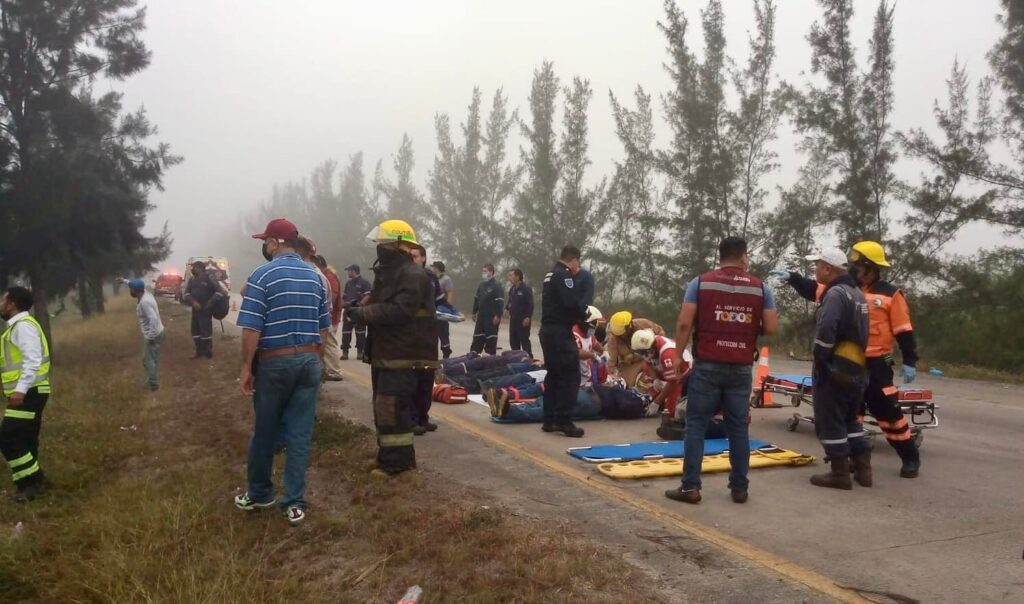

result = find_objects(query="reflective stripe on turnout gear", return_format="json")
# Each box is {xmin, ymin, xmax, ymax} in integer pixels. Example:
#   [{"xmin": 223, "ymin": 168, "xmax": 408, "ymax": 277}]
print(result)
[
  {"xmin": 4, "ymin": 409, "xmax": 35, "ymax": 420},
  {"xmin": 12, "ymin": 461, "xmax": 39, "ymax": 481},
  {"xmin": 379, "ymin": 432, "xmax": 415, "ymax": 447}
]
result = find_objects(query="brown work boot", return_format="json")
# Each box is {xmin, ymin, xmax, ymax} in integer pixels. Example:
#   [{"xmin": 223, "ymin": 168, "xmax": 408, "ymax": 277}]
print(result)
[
  {"xmin": 851, "ymin": 451, "xmax": 873, "ymax": 487},
  {"xmin": 665, "ymin": 487, "xmax": 701, "ymax": 504},
  {"xmin": 810, "ymin": 457, "xmax": 853, "ymax": 490}
]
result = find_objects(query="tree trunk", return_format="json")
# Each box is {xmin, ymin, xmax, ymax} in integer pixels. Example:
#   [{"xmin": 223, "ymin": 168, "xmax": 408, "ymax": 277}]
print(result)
[
  {"xmin": 27, "ymin": 264, "xmax": 54, "ymax": 354},
  {"xmin": 77, "ymin": 274, "xmax": 93, "ymax": 318},
  {"xmin": 89, "ymin": 273, "xmax": 105, "ymax": 314}
]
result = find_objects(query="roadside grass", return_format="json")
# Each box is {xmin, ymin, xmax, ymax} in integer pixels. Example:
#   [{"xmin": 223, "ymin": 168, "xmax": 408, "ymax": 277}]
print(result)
[
  {"xmin": 0, "ymin": 296, "xmax": 659, "ymax": 603},
  {"xmin": 917, "ymin": 360, "xmax": 1024, "ymax": 384}
]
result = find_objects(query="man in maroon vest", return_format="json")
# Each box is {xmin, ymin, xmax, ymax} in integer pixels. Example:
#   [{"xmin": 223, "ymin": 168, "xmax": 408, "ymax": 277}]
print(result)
[{"xmin": 665, "ymin": 237, "xmax": 778, "ymax": 505}]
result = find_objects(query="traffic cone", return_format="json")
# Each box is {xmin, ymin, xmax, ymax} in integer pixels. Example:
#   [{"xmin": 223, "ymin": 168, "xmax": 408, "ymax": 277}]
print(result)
[{"xmin": 755, "ymin": 346, "xmax": 781, "ymax": 408}]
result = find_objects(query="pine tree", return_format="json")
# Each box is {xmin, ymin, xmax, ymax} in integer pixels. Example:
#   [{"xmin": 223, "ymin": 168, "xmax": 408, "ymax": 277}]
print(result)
[
  {"xmin": 793, "ymin": 0, "xmax": 897, "ymax": 245},
  {"xmin": 556, "ymin": 77, "xmax": 607, "ymax": 256},
  {"xmin": 896, "ymin": 62, "xmax": 1000, "ymax": 284},
  {"xmin": 603, "ymin": 86, "xmax": 668, "ymax": 304},
  {"xmin": 480, "ymin": 89, "xmax": 520, "ymax": 261},
  {"xmin": 513, "ymin": 61, "xmax": 562, "ymax": 284},
  {"xmin": 380, "ymin": 134, "xmax": 432, "ymax": 244},
  {"xmin": 0, "ymin": 0, "xmax": 176, "ymax": 337}
]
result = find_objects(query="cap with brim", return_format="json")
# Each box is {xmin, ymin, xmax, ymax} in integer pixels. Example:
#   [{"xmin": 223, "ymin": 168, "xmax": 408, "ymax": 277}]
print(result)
[
  {"xmin": 805, "ymin": 248, "xmax": 848, "ymax": 269},
  {"xmin": 128, "ymin": 278, "xmax": 145, "ymax": 291},
  {"xmin": 252, "ymin": 218, "xmax": 298, "ymax": 241}
]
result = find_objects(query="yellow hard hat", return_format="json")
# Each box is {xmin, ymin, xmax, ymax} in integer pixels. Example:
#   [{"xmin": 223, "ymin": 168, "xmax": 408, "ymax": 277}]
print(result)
[
  {"xmin": 609, "ymin": 311, "xmax": 633, "ymax": 336},
  {"xmin": 366, "ymin": 219, "xmax": 418, "ymax": 245},
  {"xmin": 849, "ymin": 241, "xmax": 890, "ymax": 267}
]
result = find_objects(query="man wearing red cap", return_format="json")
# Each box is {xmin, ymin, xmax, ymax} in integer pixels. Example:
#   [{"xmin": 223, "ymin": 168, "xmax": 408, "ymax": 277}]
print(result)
[{"xmin": 233, "ymin": 218, "xmax": 331, "ymax": 526}]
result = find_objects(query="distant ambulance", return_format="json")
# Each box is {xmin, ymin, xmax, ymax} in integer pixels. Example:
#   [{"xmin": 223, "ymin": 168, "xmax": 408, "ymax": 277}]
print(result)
[{"xmin": 153, "ymin": 270, "xmax": 185, "ymax": 300}]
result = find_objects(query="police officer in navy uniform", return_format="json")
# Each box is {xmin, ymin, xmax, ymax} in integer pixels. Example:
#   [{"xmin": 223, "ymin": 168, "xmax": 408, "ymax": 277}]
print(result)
[
  {"xmin": 540, "ymin": 245, "xmax": 593, "ymax": 438},
  {"xmin": 506, "ymin": 267, "xmax": 534, "ymax": 357}
]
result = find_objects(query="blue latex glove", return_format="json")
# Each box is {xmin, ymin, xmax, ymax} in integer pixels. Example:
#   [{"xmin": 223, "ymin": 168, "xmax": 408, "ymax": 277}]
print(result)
[
  {"xmin": 767, "ymin": 269, "xmax": 791, "ymax": 282},
  {"xmin": 901, "ymin": 364, "xmax": 916, "ymax": 384}
]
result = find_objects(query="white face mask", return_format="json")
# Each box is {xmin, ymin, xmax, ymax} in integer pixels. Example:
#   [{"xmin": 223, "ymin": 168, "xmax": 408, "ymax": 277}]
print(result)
[{"xmin": 481, "ymin": 273, "xmax": 490, "ymax": 281}]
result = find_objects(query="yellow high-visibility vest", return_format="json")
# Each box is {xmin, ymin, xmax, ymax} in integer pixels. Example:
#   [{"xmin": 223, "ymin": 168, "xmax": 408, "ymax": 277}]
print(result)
[{"xmin": 0, "ymin": 315, "xmax": 51, "ymax": 397}]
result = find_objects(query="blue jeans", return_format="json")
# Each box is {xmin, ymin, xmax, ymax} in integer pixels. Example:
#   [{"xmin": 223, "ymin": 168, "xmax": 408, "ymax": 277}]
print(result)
[
  {"xmin": 682, "ymin": 361, "xmax": 752, "ymax": 492},
  {"xmin": 142, "ymin": 331, "xmax": 164, "ymax": 388},
  {"xmin": 504, "ymin": 389, "xmax": 600, "ymax": 422},
  {"xmin": 247, "ymin": 353, "xmax": 322, "ymax": 510}
]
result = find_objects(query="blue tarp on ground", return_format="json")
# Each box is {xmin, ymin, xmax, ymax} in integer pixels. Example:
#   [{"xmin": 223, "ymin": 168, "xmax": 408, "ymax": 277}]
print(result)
[{"xmin": 566, "ymin": 438, "xmax": 771, "ymax": 463}]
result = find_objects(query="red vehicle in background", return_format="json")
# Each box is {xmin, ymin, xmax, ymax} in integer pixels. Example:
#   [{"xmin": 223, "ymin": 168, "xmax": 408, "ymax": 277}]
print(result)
[{"xmin": 153, "ymin": 270, "xmax": 185, "ymax": 300}]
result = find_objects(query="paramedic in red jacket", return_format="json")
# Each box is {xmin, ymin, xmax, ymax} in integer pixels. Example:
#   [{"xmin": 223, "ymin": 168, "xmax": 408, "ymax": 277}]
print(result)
[{"xmin": 665, "ymin": 237, "xmax": 778, "ymax": 505}]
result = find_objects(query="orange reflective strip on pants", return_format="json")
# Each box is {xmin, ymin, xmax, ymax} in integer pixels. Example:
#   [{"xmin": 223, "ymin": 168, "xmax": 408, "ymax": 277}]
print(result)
[{"xmin": 882, "ymin": 385, "xmax": 898, "ymax": 396}]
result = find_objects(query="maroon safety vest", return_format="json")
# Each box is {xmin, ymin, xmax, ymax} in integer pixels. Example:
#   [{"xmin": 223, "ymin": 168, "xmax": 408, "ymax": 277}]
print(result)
[{"xmin": 694, "ymin": 267, "xmax": 765, "ymax": 364}]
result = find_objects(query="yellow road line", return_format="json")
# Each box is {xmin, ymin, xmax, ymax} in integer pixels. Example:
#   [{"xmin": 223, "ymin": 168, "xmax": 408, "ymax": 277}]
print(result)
[{"xmin": 339, "ymin": 369, "xmax": 872, "ymax": 604}]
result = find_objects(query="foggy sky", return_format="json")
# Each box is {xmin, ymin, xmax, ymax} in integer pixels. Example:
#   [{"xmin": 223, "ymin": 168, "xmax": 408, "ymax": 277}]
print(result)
[{"xmin": 115, "ymin": 0, "xmax": 1018, "ymax": 271}]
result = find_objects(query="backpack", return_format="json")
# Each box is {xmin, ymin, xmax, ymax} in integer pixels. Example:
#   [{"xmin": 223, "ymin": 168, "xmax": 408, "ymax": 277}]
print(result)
[{"xmin": 211, "ymin": 295, "xmax": 230, "ymax": 320}]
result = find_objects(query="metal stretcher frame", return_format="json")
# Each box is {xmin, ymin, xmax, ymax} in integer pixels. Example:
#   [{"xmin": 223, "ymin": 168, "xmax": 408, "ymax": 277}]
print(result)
[{"xmin": 750, "ymin": 374, "xmax": 939, "ymax": 448}]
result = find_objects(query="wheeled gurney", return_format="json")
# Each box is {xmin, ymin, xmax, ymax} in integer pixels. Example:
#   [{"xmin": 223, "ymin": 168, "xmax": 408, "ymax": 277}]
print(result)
[{"xmin": 751, "ymin": 373, "xmax": 938, "ymax": 447}]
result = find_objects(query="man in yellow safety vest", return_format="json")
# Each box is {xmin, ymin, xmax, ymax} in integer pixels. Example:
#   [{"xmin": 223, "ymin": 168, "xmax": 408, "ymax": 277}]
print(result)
[{"xmin": 0, "ymin": 287, "xmax": 51, "ymax": 502}]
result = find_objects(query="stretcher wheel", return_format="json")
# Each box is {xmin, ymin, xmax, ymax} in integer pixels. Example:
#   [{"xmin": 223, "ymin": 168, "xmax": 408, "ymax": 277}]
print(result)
[
  {"xmin": 791, "ymin": 395, "xmax": 801, "ymax": 407},
  {"xmin": 786, "ymin": 417, "xmax": 800, "ymax": 432},
  {"xmin": 913, "ymin": 430, "xmax": 924, "ymax": 449}
]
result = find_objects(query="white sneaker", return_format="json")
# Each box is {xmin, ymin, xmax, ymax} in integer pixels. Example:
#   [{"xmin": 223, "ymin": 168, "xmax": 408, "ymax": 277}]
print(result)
[{"xmin": 284, "ymin": 506, "xmax": 305, "ymax": 526}]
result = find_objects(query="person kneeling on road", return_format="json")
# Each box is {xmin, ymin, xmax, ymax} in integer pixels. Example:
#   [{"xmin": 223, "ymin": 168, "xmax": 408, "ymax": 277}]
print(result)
[{"xmin": 607, "ymin": 311, "xmax": 666, "ymax": 387}]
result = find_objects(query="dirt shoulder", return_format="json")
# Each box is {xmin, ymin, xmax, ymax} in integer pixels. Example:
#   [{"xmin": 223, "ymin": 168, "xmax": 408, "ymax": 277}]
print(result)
[{"xmin": 0, "ymin": 298, "xmax": 675, "ymax": 603}]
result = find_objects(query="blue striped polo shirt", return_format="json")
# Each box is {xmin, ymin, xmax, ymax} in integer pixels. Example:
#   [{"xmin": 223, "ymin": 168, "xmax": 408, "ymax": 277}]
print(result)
[{"xmin": 237, "ymin": 252, "xmax": 331, "ymax": 349}]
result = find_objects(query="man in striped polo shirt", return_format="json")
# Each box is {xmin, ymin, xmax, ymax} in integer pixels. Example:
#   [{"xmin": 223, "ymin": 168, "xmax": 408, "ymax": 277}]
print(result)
[{"xmin": 234, "ymin": 218, "xmax": 330, "ymax": 526}]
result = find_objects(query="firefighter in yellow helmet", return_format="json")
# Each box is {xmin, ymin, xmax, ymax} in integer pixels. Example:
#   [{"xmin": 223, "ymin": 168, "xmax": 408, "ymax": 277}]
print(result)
[
  {"xmin": 345, "ymin": 220, "xmax": 438, "ymax": 476},
  {"xmin": 606, "ymin": 311, "xmax": 666, "ymax": 387},
  {"xmin": 771, "ymin": 240, "xmax": 922, "ymax": 480}
]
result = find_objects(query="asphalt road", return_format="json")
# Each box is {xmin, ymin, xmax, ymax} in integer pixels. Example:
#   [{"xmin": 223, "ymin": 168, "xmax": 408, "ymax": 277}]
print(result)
[
  {"xmin": 225, "ymin": 302, "xmax": 1024, "ymax": 603},
  {"xmin": 427, "ymin": 320, "xmax": 1023, "ymax": 603}
]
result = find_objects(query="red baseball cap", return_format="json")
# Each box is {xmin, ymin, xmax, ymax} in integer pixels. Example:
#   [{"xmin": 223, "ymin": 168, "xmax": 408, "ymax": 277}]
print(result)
[{"xmin": 252, "ymin": 218, "xmax": 298, "ymax": 241}]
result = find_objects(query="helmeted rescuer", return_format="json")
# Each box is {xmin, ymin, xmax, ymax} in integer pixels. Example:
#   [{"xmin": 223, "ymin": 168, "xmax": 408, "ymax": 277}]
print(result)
[
  {"xmin": 802, "ymin": 248, "xmax": 871, "ymax": 490},
  {"xmin": 771, "ymin": 240, "xmax": 922, "ymax": 478},
  {"xmin": 607, "ymin": 310, "xmax": 666, "ymax": 387},
  {"xmin": 346, "ymin": 219, "xmax": 438, "ymax": 476},
  {"xmin": 665, "ymin": 237, "xmax": 778, "ymax": 505},
  {"xmin": 0, "ymin": 286, "xmax": 52, "ymax": 502},
  {"xmin": 539, "ymin": 245, "xmax": 591, "ymax": 438},
  {"xmin": 471, "ymin": 263, "xmax": 504, "ymax": 355},
  {"xmin": 630, "ymin": 328, "xmax": 686, "ymax": 418}
]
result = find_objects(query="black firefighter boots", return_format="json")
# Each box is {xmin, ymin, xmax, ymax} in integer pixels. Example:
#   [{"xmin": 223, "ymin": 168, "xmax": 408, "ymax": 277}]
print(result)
[
  {"xmin": 810, "ymin": 456, "xmax": 853, "ymax": 490},
  {"xmin": 893, "ymin": 439, "xmax": 921, "ymax": 478},
  {"xmin": 851, "ymin": 451, "xmax": 873, "ymax": 487}
]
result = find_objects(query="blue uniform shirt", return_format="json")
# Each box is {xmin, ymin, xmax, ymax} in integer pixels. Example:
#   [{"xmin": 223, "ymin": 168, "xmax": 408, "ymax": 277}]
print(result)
[{"xmin": 237, "ymin": 252, "xmax": 331, "ymax": 349}]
